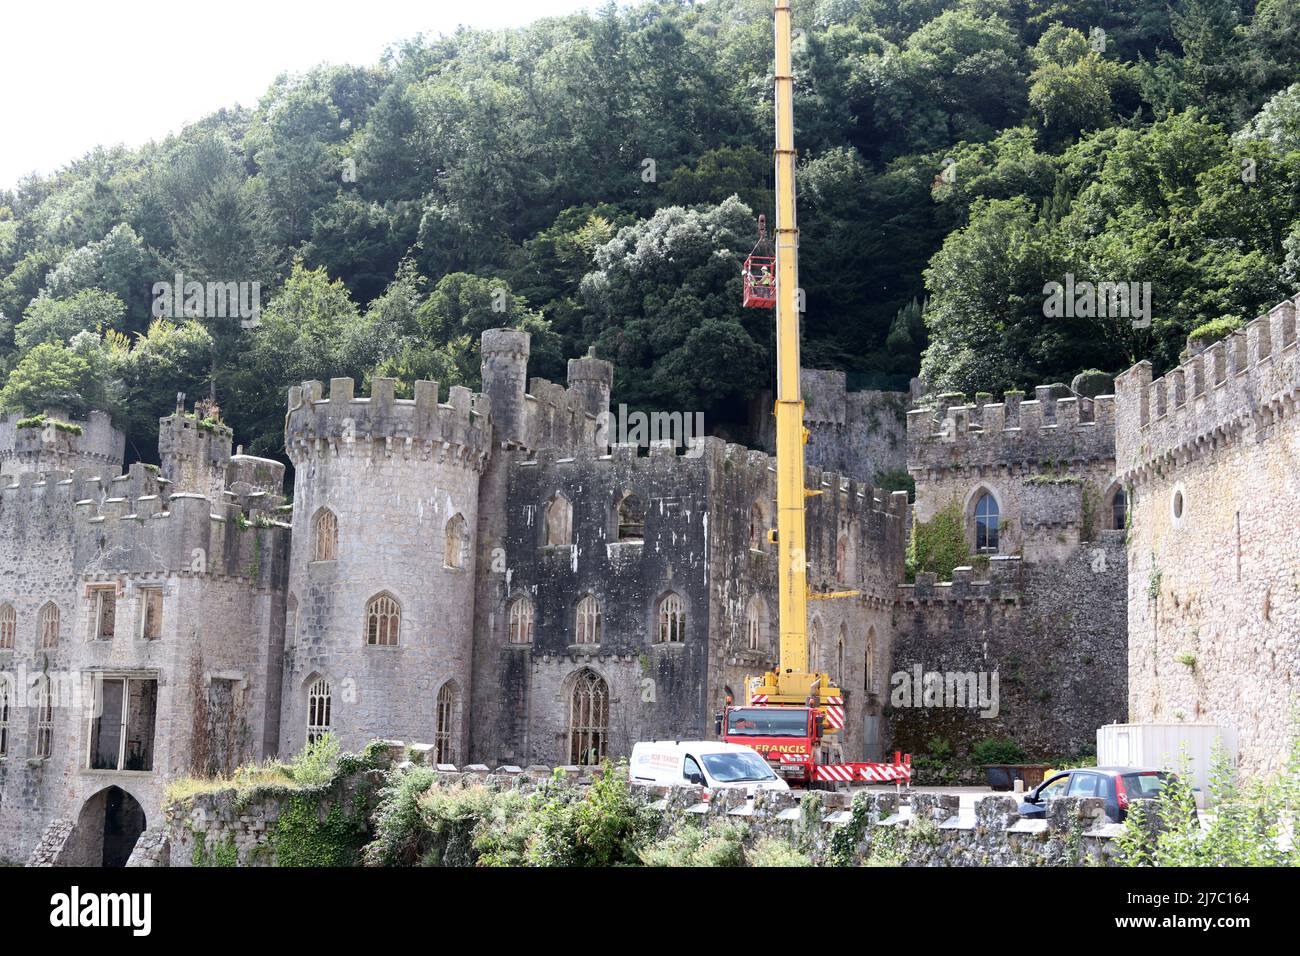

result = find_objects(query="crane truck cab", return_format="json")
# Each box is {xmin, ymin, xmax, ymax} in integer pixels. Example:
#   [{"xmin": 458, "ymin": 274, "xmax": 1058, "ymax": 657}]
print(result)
[
  {"xmin": 716, "ymin": 704, "xmax": 840, "ymax": 785},
  {"xmin": 629, "ymin": 741, "xmax": 789, "ymax": 797}
]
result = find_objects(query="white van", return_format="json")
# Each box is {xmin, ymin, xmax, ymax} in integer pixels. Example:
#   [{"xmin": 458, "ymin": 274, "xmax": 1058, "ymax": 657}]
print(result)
[{"xmin": 629, "ymin": 741, "xmax": 789, "ymax": 795}]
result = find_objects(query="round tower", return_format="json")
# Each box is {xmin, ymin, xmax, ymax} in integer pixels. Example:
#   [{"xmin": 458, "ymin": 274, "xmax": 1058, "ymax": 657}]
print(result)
[
  {"xmin": 0, "ymin": 408, "xmax": 125, "ymax": 482},
  {"xmin": 281, "ymin": 375, "xmax": 492, "ymax": 761},
  {"xmin": 480, "ymin": 328, "xmax": 530, "ymax": 448}
]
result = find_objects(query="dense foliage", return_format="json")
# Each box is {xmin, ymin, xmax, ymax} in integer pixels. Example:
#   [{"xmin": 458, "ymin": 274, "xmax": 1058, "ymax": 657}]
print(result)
[{"xmin": 3, "ymin": 0, "xmax": 1299, "ymax": 462}]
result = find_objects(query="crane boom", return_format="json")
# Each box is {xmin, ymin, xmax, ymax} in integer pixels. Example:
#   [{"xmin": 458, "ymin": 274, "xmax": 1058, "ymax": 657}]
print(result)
[
  {"xmin": 772, "ymin": 0, "xmax": 808, "ymax": 695},
  {"xmin": 747, "ymin": 0, "xmax": 841, "ymax": 710}
]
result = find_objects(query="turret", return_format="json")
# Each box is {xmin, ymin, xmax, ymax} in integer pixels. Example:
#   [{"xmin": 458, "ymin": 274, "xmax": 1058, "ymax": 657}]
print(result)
[
  {"xmin": 481, "ymin": 329, "xmax": 531, "ymax": 448},
  {"xmin": 158, "ymin": 396, "xmax": 233, "ymax": 503},
  {"xmin": 567, "ymin": 345, "xmax": 614, "ymax": 448},
  {"xmin": 0, "ymin": 408, "xmax": 125, "ymax": 482}
]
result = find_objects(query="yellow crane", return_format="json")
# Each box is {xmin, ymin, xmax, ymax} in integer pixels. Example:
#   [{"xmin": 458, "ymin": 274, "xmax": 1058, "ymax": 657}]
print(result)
[
  {"xmin": 746, "ymin": 0, "xmax": 844, "ymax": 725},
  {"xmin": 727, "ymin": 2, "xmax": 910, "ymax": 786}
]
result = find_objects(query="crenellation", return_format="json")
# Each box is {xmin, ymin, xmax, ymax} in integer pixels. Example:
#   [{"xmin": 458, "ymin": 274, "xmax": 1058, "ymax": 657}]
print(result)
[{"xmin": 1115, "ymin": 293, "xmax": 1300, "ymax": 483}]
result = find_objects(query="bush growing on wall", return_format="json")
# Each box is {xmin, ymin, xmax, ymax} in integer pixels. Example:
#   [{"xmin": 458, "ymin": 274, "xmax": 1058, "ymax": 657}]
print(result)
[{"xmin": 906, "ymin": 499, "xmax": 968, "ymax": 581}]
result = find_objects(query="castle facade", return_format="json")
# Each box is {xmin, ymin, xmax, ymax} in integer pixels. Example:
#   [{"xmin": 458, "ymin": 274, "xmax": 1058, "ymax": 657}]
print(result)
[{"xmin": 2, "ymin": 292, "xmax": 1296, "ymax": 865}]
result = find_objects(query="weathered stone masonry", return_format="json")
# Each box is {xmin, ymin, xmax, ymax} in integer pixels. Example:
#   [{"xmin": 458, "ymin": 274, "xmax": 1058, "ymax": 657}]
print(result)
[{"xmin": 1116, "ymin": 294, "xmax": 1300, "ymax": 779}]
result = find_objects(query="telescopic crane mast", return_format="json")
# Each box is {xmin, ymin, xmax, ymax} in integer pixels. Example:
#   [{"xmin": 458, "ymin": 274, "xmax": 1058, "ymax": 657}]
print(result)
[{"xmin": 750, "ymin": 0, "xmax": 844, "ymax": 714}]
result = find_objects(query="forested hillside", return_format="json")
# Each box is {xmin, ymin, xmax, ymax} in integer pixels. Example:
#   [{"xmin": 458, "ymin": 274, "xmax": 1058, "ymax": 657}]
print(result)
[{"xmin": 1, "ymin": 0, "xmax": 1298, "ymax": 462}]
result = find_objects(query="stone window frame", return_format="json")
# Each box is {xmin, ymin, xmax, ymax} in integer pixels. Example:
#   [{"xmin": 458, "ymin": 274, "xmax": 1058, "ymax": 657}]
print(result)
[
  {"xmin": 312, "ymin": 507, "xmax": 339, "ymax": 563},
  {"xmin": 286, "ymin": 594, "xmax": 299, "ymax": 649},
  {"xmin": 575, "ymin": 593, "xmax": 603, "ymax": 646},
  {"xmin": 508, "ymin": 596, "xmax": 535, "ymax": 645},
  {"xmin": 1169, "ymin": 481, "xmax": 1187, "ymax": 529},
  {"xmin": 655, "ymin": 591, "xmax": 686, "ymax": 645},
  {"xmin": 39, "ymin": 601, "xmax": 60, "ymax": 650},
  {"xmin": 364, "ymin": 592, "xmax": 402, "ymax": 647},
  {"xmin": 84, "ymin": 673, "xmax": 159, "ymax": 773},
  {"xmin": 568, "ymin": 668, "xmax": 609, "ymax": 766},
  {"xmin": 810, "ymin": 615, "xmax": 825, "ymax": 672},
  {"xmin": 0, "ymin": 602, "xmax": 14, "ymax": 650},
  {"xmin": 1106, "ymin": 483, "xmax": 1128, "ymax": 532},
  {"xmin": 864, "ymin": 625, "xmax": 877, "ymax": 697},
  {"xmin": 544, "ymin": 491, "xmax": 573, "ymax": 547},
  {"xmin": 137, "ymin": 586, "xmax": 164, "ymax": 642},
  {"xmin": 307, "ymin": 676, "xmax": 332, "ymax": 745},
  {"xmin": 745, "ymin": 595, "xmax": 769, "ymax": 653},
  {"xmin": 615, "ymin": 490, "xmax": 645, "ymax": 542},
  {"xmin": 434, "ymin": 680, "xmax": 460, "ymax": 765},
  {"xmin": 749, "ymin": 502, "xmax": 767, "ymax": 552},
  {"xmin": 836, "ymin": 622, "xmax": 846, "ymax": 686},
  {"xmin": 444, "ymin": 512, "xmax": 470, "ymax": 570},
  {"xmin": 89, "ymin": 585, "xmax": 118, "ymax": 642},
  {"xmin": 33, "ymin": 674, "xmax": 53, "ymax": 759},
  {"xmin": 0, "ymin": 675, "xmax": 11, "ymax": 758},
  {"xmin": 968, "ymin": 486, "xmax": 1002, "ymax": 554}
]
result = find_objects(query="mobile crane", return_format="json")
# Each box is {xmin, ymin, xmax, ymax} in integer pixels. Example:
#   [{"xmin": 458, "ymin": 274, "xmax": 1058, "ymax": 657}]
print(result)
[{"xmin": 722, "ymin": 0, "xmax": 910, "ymax": 788}]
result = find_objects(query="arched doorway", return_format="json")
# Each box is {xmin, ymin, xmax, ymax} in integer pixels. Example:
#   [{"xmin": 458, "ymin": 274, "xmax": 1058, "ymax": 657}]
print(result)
[{"xmin": 72, "ymin": 786, "xmax": 146, "ymax": 867}]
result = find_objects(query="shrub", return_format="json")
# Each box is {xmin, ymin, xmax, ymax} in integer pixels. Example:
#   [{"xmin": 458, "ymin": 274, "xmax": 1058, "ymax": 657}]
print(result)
[
  {"xmin": 1187, "ymin": 315, "xmax": 1244, "ymax": 347},
  {"xmin": 747, "ymin": 837, "xmax": 812, "ymax": 867},
  {"xmin": 972, "ymin": 738, "xmax": 1026, "ymax": 765},
  {"xmin": 363, "ymin": 767, "xmax": 438, "ymax": 866},
  {"xmin": 639, "ymin": 819, "xmax": 747, "ymax": 867},
  {"xmin": 1070, "ymin": 369, "xmax": 1114, "ymax": 398},
  {"xmin": 907, "ymin": 499, "xmax": 968, "ymax": 581},
  {"xmin": 288, "ymin": 733, "xmax": 341, "ymax": 788}
]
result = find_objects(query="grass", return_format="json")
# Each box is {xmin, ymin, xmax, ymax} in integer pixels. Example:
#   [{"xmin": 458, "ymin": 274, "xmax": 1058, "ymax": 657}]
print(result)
[{"xmin": 164, "ymin": 735, "xmax": 341, "ymax": 805}]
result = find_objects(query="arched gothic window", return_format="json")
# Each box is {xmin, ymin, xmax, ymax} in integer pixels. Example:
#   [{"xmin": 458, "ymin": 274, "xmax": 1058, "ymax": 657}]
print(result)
[
  {"xmin": 509, "ymin": 597, "xmax": 535, "ymax": 644},
  {"xmin": 307, "ymin": 678, "xmax": 331, "ymax": 744},
  {"xmin": 575, "ymin": 594, "xmax": 602, "ymax": 645},
  {"xmin": 568, "ymin": 670, "xmax": 608, "ymax": 765},
  {"xmin": 365, "ymin": 593, "xmax": 401, "ymax": 646},
  {"xmin": 657, "ymin": 593, "xmax": 685, "ymax": 644},
  {"xmin": 545, "ymin": 493, "xmax": 573, "ymax": 546},
  {"xmin": 974, "ymin": 493, "xmax": 1000, "ymax": 553},
  {"xmin": 444, "ymin": 513, "xmax": 469, "ymax": 569},
  {"xmin": 435, "ymin": 681, "xmax": 459, "ymax": 764},
  {"xmin": 313, "ymin": 508, "xmax": 338, "ymax": 562},
  {"xmin": 617, "ymin": 492, "xmax": 645, "ymax": 541}
]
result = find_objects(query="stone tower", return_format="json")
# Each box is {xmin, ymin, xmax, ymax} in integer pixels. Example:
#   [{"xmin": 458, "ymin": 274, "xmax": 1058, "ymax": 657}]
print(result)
[
  {"xmin": 0, "ymin": 408, "xmax": 124, "ymax": 482},
  {"xmin": 158, "ymin": 397, "xmax": 232, "ymax": 503},
  {"xmin": 480, "ymin": 329, "xmax": 530, "ymax": 449},
  {"xmin": 280, "ymin": 376, "xmax": 492, "ymax": 761},
  {"xmin": 567, "ymin": 346, "xmax": 614, "ymax": 448}
]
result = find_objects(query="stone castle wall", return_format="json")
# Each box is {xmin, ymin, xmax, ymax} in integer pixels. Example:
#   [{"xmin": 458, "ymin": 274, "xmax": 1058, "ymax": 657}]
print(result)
[
  {"xmin": 891, "ymin": 535, "xmax": 1128, "ymax": 766},
  {"xmin": 1115, "ymin": 295, "xmax": 1300, "ymax": 778}
]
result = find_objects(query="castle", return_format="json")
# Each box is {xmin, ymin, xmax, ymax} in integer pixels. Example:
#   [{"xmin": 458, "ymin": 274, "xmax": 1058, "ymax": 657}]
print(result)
[{"xmin": 1, "ymin": 294, "xmax": 1296, "ymax": 865}]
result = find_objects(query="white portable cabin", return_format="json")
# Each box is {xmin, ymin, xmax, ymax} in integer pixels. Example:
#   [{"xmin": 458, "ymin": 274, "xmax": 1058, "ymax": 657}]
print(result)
[{"xmin": 1097, "ymin": 723, "xmax": 1238, "ymax": 794}]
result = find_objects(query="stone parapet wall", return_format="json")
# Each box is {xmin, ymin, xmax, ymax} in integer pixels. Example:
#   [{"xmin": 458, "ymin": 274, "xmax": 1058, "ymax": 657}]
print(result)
[
  {"xmin": 908, "ymin": 386, "xmax": 1115, "ymax": 478},
  {"xmin": 1115, "ymin": 294, "xmax": 1299, "ymax": 484}
]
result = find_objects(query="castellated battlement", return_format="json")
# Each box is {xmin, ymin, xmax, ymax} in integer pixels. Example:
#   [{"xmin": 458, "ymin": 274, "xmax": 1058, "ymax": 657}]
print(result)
[
  {"xmin": 0, "ymin": 409, "xmax": 125, "ymax": 481},
  {"xmin": 897, "ymin": 556, "xmax": 1025, "ymax": 604},
  {"xmin": 284, "ymin": 376, "xmax": 492, "ymax": 471},
  {"xmin": 1114, "ymin": 293, "xmax": 1300, "ymax": 483},
  {"xmin": 71, "ymin": 482, "xmax": 289, "ymax": 588},
  {"xmin": 907, "ymin": 385, "xmax": 1115, "ymax": 477}
]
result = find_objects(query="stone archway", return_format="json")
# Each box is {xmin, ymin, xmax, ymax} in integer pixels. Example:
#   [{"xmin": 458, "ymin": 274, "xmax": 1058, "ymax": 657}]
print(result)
[{"xmin": 67, "ymin": 786, "xmax": 147, "ymax": 867}]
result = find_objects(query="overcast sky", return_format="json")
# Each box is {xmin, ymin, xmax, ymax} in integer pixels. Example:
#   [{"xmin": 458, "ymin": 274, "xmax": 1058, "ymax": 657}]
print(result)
[{"xmin": 0, "ymin": 0, "xmax": 615, "ymax": 190}]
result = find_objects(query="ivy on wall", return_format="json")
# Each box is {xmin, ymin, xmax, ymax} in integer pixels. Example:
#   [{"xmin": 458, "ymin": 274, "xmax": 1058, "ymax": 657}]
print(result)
[{"xmin": 906, "ymin": 499, "xmax": 968, "ymax": 582}]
